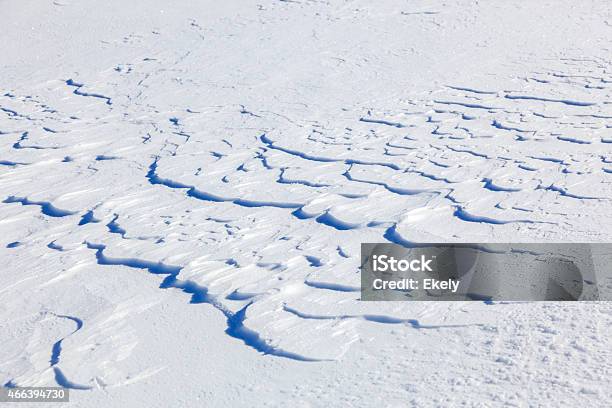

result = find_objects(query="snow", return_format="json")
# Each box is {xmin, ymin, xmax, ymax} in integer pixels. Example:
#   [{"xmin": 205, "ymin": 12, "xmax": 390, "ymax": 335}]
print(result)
[{"xmin": 1, "ymin": 0, "xmax": 611, "ymax": 406}]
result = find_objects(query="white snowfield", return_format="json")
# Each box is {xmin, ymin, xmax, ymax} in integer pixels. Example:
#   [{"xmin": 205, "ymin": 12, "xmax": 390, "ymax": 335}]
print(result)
[{"xmin": 1, "ymin": 0, "xmax": 611, "ymax": 406}]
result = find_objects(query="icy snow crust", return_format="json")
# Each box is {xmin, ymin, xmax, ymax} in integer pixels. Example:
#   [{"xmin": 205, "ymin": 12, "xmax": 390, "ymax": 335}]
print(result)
[{"xmin": 1, "ymin": 0, "xmax": 612, "ymax": 406}]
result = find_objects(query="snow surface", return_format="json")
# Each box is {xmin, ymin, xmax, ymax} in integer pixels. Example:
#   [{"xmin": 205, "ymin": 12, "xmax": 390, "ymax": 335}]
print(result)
[{"xmin": 1, "ymin": 0, "xmax": 612, "ymax": 406}]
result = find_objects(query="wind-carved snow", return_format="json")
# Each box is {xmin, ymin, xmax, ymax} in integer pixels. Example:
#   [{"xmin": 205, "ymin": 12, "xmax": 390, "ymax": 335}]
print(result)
[
  {"xmin": 3, "ymin": 54, "xmax": 611, "ymax": 366},
  {"xmin": 1, "ymin": 0, "xmax": 612, "ymax": 405}
]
